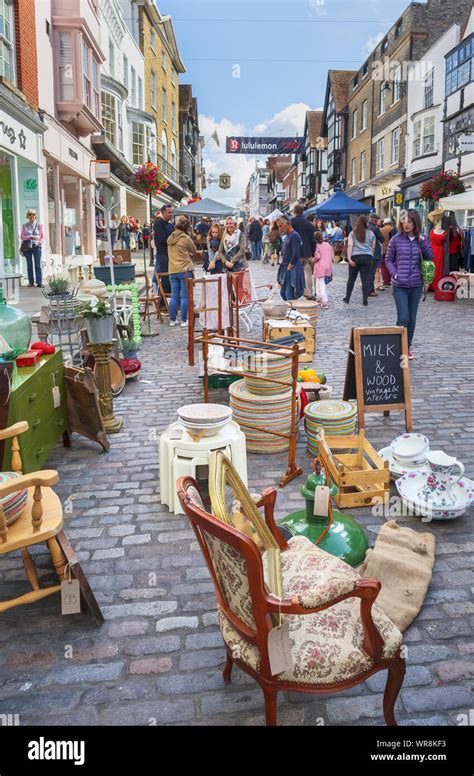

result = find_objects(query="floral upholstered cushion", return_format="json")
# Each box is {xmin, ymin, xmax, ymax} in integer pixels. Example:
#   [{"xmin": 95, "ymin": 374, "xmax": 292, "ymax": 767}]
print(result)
[
  {"xmin": 205, "ymin": 532, "xmax": 256, "ymax": 629},
  {"xmin": 218, "ymin": 535, "xmax": 403, "ymax": 687}
]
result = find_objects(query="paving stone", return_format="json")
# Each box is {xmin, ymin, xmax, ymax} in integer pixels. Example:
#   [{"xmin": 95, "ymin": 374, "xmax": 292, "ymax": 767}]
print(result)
[
  {"xmin": 107, "ymin": 621, "xmax": 150, "ymax": 638},
  {"xmin": 179, "ymin": 649, "xmax": 225, "ymax": 670},
  {"xmin": 119, "ymin": 588, "xmax": 166, "ymax": 600},
  {"xmin": 122, "ymin": 534, "xmax": 151, "ymax": 545},
  {"xmin": 400, "ymin": 716, "xmax": 449, "ymax": 726},
  {"xmin": 129, "ymin": 658, "xmax": 173, "ymax": 675},
  {"xmin": 108, "ymin": 525, "xmax": 136, "ymax": 537},
  {"xmin": 402, "ymin": 686, "xmax": 474, "ymax": 713},
  {"xmin": 99, "ymin": 699, "xmax": 194, "ymax": 725},
  {"xmin": 200, "ymin": 689, "xmax": 264, "ymax": 716},
  {"xmin": 156, "ymin": 617, "xmax": 199, "ymax": 632},
  {"xmin": 425, "ymin": 620, "xmax": 473, "ymax": 639},
  {"xmin": 325, "ymin": 694, "xmax": 387, "ymax": 723},
  {"xmin": 91, "ymin": 548, "xmax": 125, "ymax": 560},
  {"xmin": 156, "ymin": 671, "xmax": 225, "ymax": 694},
  {"xmin": 38, "ymin": 662, "xmax": 124, "ymax": 687},
  {"xmin": 124, "ymin": 637, "xmax": 180, "ymax": 656},
  {"xmin": 185, "ymin": 632, "xmax": 223, "ymax": 650},
  {"xmin": 101, "ymin": 602, "xmax": 177, "ymax": 619},
  {"xmin": 366, "ymin": 665, "xmax": 432, "ymax": 692},
  {"xmin": 405, "ymin": 645, "xmax": 452, "ymax": 662},
  {"xmin": 432, "ymin": 660, "xmax": 474, "ymax": 682},
  {"xmin": 202, "ymin": 612, "xmax": 219, "ymax": 627}
]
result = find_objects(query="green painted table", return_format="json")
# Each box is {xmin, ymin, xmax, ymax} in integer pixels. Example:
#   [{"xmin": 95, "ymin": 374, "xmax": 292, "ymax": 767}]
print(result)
[{"xmin": 1, "ymin": 351, "xmax": 70, "ymax": 473}]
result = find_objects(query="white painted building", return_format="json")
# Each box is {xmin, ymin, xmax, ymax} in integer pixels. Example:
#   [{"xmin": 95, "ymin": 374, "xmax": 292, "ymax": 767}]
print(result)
[
  {"xmin": 93, "ymin": 0, "xmax": 157, "ymax": 225},
  {"xmin": 403, "ymin": 23, "xmax": 463, "ymax": 221},
  {"xmin": 35, "ymin": 0, "xmax": 104, "ymax": 262},
  {"xmin": 248, "ymin": 161, "xmax": 270, "ymax": 218}
]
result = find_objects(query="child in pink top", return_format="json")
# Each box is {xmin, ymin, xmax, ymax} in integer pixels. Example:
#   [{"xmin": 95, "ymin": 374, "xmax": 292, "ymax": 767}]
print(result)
[{"xmin": 313, "ymin": 231, "xmax": 334, "ymax": 308}]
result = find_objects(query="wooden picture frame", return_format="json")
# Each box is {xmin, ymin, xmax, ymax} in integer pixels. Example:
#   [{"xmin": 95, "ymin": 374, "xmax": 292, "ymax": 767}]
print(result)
[{"xmin": 64, "ymin": 365, "xmax": 110, "ymax": 452}]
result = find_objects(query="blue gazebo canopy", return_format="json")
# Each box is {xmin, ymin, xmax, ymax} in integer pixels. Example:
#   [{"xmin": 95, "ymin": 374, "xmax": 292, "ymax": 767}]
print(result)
[{"xmin": 305, "ymin": 189, "xmax": 372, "ymax": 220}]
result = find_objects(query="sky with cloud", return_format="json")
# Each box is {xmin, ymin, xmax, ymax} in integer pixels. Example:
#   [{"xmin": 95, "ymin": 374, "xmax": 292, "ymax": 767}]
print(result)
[{"xmin": 163, "ymin": 0, "xmax": 416, "ymax": 204}]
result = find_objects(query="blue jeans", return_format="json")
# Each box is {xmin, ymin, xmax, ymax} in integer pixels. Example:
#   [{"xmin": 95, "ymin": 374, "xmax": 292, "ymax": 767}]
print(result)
[
  {"xmin": 251, "ymin": 240, "xmax": 262, "ymax": 260},
  {"xmin": 24, "ymin": 246, "xmax": 42, "ymax": 285},
  {"xmin": 392, "ymin": 285, "xmax": 423, "ymax": 348},
  {"xmin": 121, "ymin": 237, "xmax": 130, "ymax": 249},
  {"xmin": 169, "ymin": 271, "xmax": 192, "ymax": 322}
]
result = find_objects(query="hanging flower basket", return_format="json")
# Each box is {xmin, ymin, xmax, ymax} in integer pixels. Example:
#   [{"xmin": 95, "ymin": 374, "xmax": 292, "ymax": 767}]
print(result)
[
  {"xmin": 187, "ymin": 196, "xmax": 201, "ymax": 204},
  {"xmin": 132, "ymin": 163, "xmax": 169, "ymax": 196},
  {"xmin": 420, "ymin": 170, "xmax": 465, "ymax": 202}
]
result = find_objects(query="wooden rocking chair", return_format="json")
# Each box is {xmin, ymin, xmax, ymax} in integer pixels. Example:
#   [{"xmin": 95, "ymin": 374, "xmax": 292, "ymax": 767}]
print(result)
[
  {"xmin": 177, "ymin": 451, "xmax": 406, "ymax": 726},
  {"xmin": 0, "ymin": 422, "xmax": 103, "ymax": 623}
]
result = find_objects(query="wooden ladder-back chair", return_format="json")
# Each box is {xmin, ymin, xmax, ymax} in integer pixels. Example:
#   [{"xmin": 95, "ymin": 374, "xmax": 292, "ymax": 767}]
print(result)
[
  {"xmin": 0, "ymin": 422, "xmax": 103, "ymax": 622},
  {"xmin": 177, "ymin": 451, "xmax": 406, "ymax": 726}
]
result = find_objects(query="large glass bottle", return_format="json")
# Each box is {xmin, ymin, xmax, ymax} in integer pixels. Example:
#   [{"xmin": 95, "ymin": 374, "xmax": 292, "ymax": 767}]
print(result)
[{"xmin": 0, "ymin": 289, "xmax": 32, "ymax": 354}]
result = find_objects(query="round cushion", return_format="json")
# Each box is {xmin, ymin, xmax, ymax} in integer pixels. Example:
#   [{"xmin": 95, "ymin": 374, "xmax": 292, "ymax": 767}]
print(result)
[
  {"xmin": 121, "ymin": 358, "xmax": 141, "ymax": 376},
  {"xmin": 0, "ymin": 472, "xmax": 28, "ymax": 526}
]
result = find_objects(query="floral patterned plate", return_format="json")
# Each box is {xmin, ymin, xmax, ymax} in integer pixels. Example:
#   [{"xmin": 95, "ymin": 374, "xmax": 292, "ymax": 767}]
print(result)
[{"xmin": 396, "ymin": 471, "xmax": 473, "ymax": 521}]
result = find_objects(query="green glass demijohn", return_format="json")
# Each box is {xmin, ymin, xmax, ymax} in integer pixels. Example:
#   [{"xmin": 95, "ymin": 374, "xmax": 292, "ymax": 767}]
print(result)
[
  {"xmin": 278, "ymin": 459, "xmax": 369, "ymax": 567},
  {"xmin": 0, "ymin": 288, "xmax": 32, "ymax": 355}
]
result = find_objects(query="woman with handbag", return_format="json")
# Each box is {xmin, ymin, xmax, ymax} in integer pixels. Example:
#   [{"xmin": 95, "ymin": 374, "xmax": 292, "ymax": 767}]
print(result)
[
  {"xmin": 20, "ymin": 209, "xmax": 44, "ymax": 287},
  {"xmin": 385, "ymin": 209, "xmax": 434, "ymax": 360}
]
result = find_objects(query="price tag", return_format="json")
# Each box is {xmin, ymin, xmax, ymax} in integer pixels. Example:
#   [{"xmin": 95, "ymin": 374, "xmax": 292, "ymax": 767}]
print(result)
[
  {"xmin": 268, "ymin": 621, "xmax": 294, "ymax": 676},
  {"xmin": 313, "ymin": 485, "xmax": 330, "ymax": 517},
  {"xmin": 61, "ymin": 579, "xmax": 81, "ymax": 615},
  {"xmin": 52, "ymin": 386, "xmax": 61, "ymax": 408}
]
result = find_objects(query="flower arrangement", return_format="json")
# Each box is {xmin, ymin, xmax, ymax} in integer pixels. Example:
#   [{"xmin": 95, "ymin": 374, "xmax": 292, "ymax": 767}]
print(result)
[
  {"xmin": 420, "ymin": 170, "xmax": 465, "ymax": 202},
  {"xmin": 133, "ymin": 162, "xmax": 168, "ymax": 196},
  {"xmin": 80, "ymin": 298, "xmax": 112, "ymax": 319}
]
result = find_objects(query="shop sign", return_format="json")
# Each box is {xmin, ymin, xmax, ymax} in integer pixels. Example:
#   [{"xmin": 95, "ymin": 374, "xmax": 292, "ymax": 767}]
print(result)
[
  {"xmin": 459, "ymin": 135, "xmax": 474, "ymax": 153},
  {"xmin": 381, "ymin": 186, "xmax": 392, "ymax": 196},
  {"xmin": 226, "ymin": 136, "xmax": 304, "ymax": 155},
  {"xmin": 94, "ymin": 160, "xmax": 111, "ymax": 178},
  {"xmin": 0, "ymin": 113, "xmax": 39, "ymax": 164},
  {"xmin": 393, "ymin": 190, "xmax": 404, "ymax": 207}
]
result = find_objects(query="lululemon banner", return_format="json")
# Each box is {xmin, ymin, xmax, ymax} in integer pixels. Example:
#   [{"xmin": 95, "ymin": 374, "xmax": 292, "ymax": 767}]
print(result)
[{"xmin": 226, "ymin": 137, "xmax": 304, "ymax": 155}]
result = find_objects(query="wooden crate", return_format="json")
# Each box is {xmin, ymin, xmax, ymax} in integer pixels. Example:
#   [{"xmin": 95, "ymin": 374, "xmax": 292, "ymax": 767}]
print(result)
[
  {"xmin": 263, "ymin": 320, "xmax": 315, "ymax": 363},
  {"xmin": 318, "ymin": 429, "xmax": 390, "ymax": 509}
]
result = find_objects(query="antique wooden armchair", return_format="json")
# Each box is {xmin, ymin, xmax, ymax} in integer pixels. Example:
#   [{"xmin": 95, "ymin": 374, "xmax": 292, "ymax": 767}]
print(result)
[
  {"xmin": 0, "ymin": 422, "xmax": 103, "ymax": 622},
  {"xmin": 177, "ymin": 452, "xmax": 406, "ymax": 726}
]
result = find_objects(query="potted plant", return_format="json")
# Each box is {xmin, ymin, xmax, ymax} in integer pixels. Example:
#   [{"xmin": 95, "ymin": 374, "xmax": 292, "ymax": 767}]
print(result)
[
  {"xmin": 120, "ymin": 337, "xmax": 141, "ymax": 360},
  {"xmin": 81, "ymin": 298, "xmax": 114, "ymax": 343},
  {"xmin": 47, "ymin": 275, "xmax": 70, "ymax": 297}
]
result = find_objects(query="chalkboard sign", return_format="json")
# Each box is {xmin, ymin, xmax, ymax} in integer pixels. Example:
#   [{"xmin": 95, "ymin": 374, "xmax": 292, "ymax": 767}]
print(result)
[{"xmin": 343, "ymin": 327, "xmax": 412, "ymax": 431}]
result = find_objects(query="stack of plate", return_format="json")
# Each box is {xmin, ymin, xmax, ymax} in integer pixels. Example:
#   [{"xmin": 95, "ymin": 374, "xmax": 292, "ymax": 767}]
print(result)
[
  {"xmin": 243, "ymin": 351, "xmax": 292, "ymax": 396},
  {"xmin": 304, "ymin": 399, "xmax": 357, "ymax": 456},
  {"xmin": 177, "ymin": 403, "xmax": 232, "ymax": 438},
  {"xmin": 229, "ymin": 380, "xmax": 298, "ymax": 454}
]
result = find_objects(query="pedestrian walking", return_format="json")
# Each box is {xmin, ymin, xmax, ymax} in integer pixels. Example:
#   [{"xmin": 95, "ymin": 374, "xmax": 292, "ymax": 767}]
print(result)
[
  {"xmin": 20, "ymin": 209, "xmax": 44, "ymax": 287},
  {"xmin": 206, "ymin": 223, "xmax": 224, "ymax": 274},
  {"xmin": 277, "ymin": 216, "xmax": 304, "ymax": 301},
  {"xmin": 248, "ymin": 217, "xmax": 263, "ymax": 260},
  {"xmin": 216, "ymin": 217, "xmax": 247, "ymax": 272},
  {"xmin": 262, "ymin": 219, "xmax": 271, "ymax": 263},
  {"xmin": 154, "ymin": 204, "xmax": 174, "ymax": 293},
  {"xmin": 269, "ymin": 221, "xmax": 281, "ymax": 267},
  {"xmin": 380, "ymin": 217, "xmax": 395, "ymax": 288},
  {"xmin": 143, "ymin": 221, "xmax": 150, "ymax": 250},
  {"xmin": 343, "ymin": 215, "xmax": 376, "ymax": 306},
  {"xmin": 109, "ymin": 213, "xmax": 118, "ymax": 249},
  {"xmin": 313, "ymin": 231, "xmax": 333, "ymax": 309},
  {"xmin": 385, "ymin": 209, "xmax": 433, "ymax": 360},
  {"xmin": 316, "ymin": 219, "xmax": 328, "ymax": 240},
  {"xmin": 167, "ymin": 216, "xmax": 197, "ymax": 328},
  {"xmin": 117, "ymin": 216, "xmax": 131, "ymax": 249},
  {"xmin": 367, "ymin": 213, "xmax": 385, "ymax": 296},
  {"xmin": 291, "ymin": 204, "xmax": 317, "ymax": 299}
]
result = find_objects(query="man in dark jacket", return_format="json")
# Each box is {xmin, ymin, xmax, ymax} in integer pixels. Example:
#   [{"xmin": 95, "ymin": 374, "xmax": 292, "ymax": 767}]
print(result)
[
  {"xmin": 291, "ymin": 204, "xmax": 316, "ymax": 299},
  {"xmin": 367, "ymin": 213, "xmax": 384, "ymax": 296},
  {"xmin": 248, "ymin": 217, "xmax": 263, "ymax": 260},
  {"xmin": 154, "ymin": 204, "xmax": 174, "ymax": 293}
]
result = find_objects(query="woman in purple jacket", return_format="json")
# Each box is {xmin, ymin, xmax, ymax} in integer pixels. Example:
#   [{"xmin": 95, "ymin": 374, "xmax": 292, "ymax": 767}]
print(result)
[{"xmin": 385, "ymin": 210, "xmax": 433, "ymax": 360}]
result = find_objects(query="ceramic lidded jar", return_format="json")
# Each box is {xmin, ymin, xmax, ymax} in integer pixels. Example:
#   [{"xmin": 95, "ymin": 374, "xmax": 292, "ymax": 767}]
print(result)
[{"xmin": 0, "ymin": 289, "xmax": 32, "ymax": 353}]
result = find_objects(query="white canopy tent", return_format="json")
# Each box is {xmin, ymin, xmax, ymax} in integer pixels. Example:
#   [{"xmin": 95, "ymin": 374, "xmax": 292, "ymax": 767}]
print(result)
[
  {"xmin": 265, "ymin": 209, "xmax": 284, "ymax": 222},
  {"xmin": 439, "ymin": 190, "xmax": 474, "ymax": 211}
]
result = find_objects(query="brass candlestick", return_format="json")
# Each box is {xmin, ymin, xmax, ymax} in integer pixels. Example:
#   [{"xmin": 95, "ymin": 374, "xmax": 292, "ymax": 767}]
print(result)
[{"xmin": 88, "ymin": 341, "xmax": 123, "ymax": 433}]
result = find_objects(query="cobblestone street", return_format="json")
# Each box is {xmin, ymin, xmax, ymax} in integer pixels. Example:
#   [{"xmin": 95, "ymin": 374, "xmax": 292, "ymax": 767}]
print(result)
[{"xmin": 1, "ymin": 261, "xmax": 473, "ymax": 727}]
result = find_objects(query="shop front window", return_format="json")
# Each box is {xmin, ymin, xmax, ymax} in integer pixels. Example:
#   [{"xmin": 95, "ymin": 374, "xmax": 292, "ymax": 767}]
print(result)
[
  {"xmin": 0, "ymin": 152, "xmax": 15, "ymax": 271},
  {"xmin": 47, "ymin": 164, "xmax": 58, "ymax": 254}
]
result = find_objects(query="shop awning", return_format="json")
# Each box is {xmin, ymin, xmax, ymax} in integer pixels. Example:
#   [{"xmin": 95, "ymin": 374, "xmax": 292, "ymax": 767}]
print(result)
[
  {"xmin": 173, "ymin": 197, "xmax": 239, "ymax": 217},
  {"xmin": 439, "ymin": 190, "xmax": 474, "ymax": 211},
  {"xmin": 305, "ymin": 189, "xmax": 372, "ymax": 219}
]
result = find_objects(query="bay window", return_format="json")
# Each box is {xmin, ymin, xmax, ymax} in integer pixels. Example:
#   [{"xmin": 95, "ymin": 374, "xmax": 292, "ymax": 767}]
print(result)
[
  {"xmin": 0, "ymin": 0, "xmax": 14, "ymax": 82},
  {"xmin": 422, "ymin": 116, "xmax": 435, "ymax": 154},
  {"xmin": 101, "ymin": 91, "xmax": 116, "ymax": 145},
  {"xmin": 132, "ymin": 122, "xmax": 144, "ymax": 165},
  {"xmin": 59, "ymin": 32, "xmax": 74, "ymax": 101},
  {"xmin": 413, "ymin": 120, "xmax": 421, "ymax": 157},
  {"xmin": 82, "ymin": 40, "xmax": 90, "ymax": 108}
]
